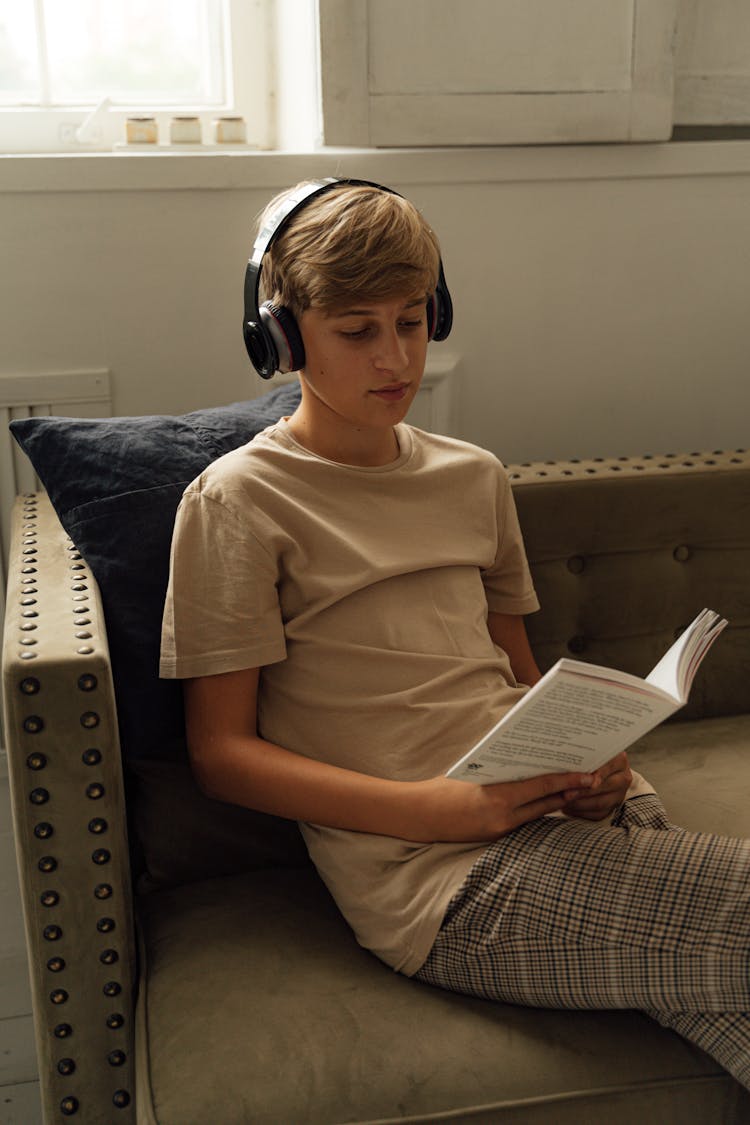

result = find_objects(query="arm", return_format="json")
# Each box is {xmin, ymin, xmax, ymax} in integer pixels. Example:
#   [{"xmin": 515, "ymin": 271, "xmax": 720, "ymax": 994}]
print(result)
[
  {"xmin": 184, "ymin": 667, "xmax": 598, "ymax": 844},
  {"xmin": 487, "ymin": 611, "xmax": 542, "ymax": 686}
]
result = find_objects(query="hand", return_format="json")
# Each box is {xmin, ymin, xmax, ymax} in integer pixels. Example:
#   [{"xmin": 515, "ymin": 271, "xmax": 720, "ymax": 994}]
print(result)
[
  {"xmin": 412, "ymin": 770, "xmax": 598, "ymax": 843},
  {"xmin": 561, "ymin": 751, "xmax": 632, "ymax": 821}
]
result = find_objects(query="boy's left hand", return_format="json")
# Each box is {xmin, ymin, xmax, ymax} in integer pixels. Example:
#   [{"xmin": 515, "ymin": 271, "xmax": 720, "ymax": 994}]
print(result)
[{"xmin": 561, "ymin": 751, "xmax": 632, "ymax": 821}]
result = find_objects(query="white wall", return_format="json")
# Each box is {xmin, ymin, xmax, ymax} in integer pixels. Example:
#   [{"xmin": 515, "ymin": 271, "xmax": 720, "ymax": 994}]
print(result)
[{"xmin": 1, "ymin": 143, "xmax": 748, "ymax": 464}]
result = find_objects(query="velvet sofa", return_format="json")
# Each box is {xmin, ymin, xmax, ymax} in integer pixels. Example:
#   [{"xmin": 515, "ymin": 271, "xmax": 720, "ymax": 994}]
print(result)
[{"xmin": 3, "ymin": 383, "xmax": 750, "ymax": 1124}]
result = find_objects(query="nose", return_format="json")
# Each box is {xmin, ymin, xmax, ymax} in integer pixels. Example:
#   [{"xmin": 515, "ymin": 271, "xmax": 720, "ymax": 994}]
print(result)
[{"xmin": 373, "ymin": 324, "xmax": 409, "ymax": 374}]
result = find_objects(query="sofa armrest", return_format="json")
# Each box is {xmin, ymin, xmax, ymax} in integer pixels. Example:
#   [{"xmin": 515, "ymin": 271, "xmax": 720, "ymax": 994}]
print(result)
[{"xmin": 2, "ymin": 493, "xmax": 136, "ymax": 1124}]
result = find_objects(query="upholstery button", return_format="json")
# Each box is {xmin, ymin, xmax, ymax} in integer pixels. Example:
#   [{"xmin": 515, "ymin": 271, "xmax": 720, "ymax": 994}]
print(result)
[
  {"xmin": 57, "ymin": 1058, "xmax": 76, "ymax": 1076},
  {"xmin": 673, "ymin": 544, "xmax": 692, "ymax": 562},
  {"xmin": 54, "ymin": 1023, "xmax": 73, "ymax": 1039},
  {"xmin": 30, "ymin": 788, "xmax": 50, "ymax": 805},
  {"xmin": 113, "ymin": 1090, "xmax": 131, "ymax": 1109},
  {"xmin": 106, "ymin": 1013, "xmax": 125, "ymax": 1029},
  {"xmin": 78, "ymin": 674, "xmax": 98, "ymax": 692},
  {"xmin": 567, "ymin": 556, "xmax": 585, "ymax": 575},
  {"xmin": 39, "ymin": 856, "xmax": 58, "ymax": 873},
  {"xmin": 92, "ymin": 849, "xmax": 111, "ymax": 865},
  {"xmin": 34, "ymin": 822, "xmax": 54, "ymax": 840},
  {"xmin": 96, "ymin": 917, "xmax": 115, "ymax": 933},
  {"xmin": 47, "ymin": 957, "xmax": 66, "ymax": 972},
  {"xmin": 568, "ymin": 636, "xmax": 587, "ymax": 655},
  {"xmin": 23, "ymin": 716, "xmax": 44, "ymax": 734},
  {"xmin": 50, "ymin": 988, "xmax": 69, "ymax": 1005},
  {"xmin": 41, "ymin": 890, "xmax": 60, "ymax": 907},
  {"xmin": 80, "ymin": 712, "xmax": 100, "ymax": 729},
  {"xmin": 43, "ymin": 925, "xmax": 63, "ymax": 941},
  {"xmin": 108, "ymin": 1050, "xmax": 126, "ymax": 1067},
  {"xmin": 26, "ymin": 752, "xmax": 47, "ymax": 770},
  {"xmin": 82, "ymin": 749, "xmax": 102, "ymax": 766},
  {"xmin": 60, "ymin": 1096, "xmax": 79, "ymax": 1116},
  {"xmin": 19, "ymin": 677, "xmax": 40, "ymax": 694}
]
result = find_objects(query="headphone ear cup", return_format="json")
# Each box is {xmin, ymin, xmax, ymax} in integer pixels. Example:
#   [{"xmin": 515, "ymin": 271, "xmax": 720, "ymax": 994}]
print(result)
[
  {"xmin": 426, "ymin": 293, "xmax": 437, "ymax": 341},
  {"xmin": 429, "ymin": 263, "xmax": 453, "ymax": 343},
  {"xmin": 259, "ymin": 302, "xmax": 306, "ymax": 374}
]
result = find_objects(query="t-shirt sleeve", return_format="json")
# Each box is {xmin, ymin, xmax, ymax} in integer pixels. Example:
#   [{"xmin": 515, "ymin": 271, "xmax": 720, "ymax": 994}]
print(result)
[
  {"xmin": 481, "ymin": 463, "xmax": 540, "ymax": 615},
  {"xmin": 160, "ymin": 485, "xmax": 287, "ymax": 679}
]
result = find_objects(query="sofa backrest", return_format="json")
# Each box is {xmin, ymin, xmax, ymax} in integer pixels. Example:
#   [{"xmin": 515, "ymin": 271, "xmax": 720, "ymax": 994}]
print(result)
[{"xmin": 511, "ymin": 449, "xmax": 750, "ymax": 721}]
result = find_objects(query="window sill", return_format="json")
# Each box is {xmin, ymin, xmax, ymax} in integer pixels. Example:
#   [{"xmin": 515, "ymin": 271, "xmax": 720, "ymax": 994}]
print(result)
[{"xmin": 2, "ymin": 140, "xmax": 750, "ymax": 193}]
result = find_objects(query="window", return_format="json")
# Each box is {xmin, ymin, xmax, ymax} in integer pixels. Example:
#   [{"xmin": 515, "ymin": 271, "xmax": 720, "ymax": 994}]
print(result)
[{"xmin": 0, "ymin": 0, "xmax": 273, "ymax": 152}]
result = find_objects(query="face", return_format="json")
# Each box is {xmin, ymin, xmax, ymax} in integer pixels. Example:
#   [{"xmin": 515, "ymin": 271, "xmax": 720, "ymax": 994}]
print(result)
[{"xmin": 296, "ymin": 294, "xmax": 429, "ymax": 448}]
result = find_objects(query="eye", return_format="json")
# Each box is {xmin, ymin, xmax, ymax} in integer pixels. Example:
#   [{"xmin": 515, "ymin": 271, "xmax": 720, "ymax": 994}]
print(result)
[
  {"xmin": 339, "ymin": 326, "xmax": 371, "ymax": 340},
  {"xmin": 398, "ymin": 318, "xmax": 423, "ymax": 331}
]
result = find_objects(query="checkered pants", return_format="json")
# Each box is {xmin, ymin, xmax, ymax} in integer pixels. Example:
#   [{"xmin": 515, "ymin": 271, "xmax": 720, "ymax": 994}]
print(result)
[{"xmin": 415, "ymin": 794, "xmax": 750, "ymax": 1089}]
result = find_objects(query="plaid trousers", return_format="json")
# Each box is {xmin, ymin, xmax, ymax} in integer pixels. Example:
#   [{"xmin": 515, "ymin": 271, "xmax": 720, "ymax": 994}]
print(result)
[{"xmin": 414, "ymin": 794, "xmax": 750, "ymax": 1089}]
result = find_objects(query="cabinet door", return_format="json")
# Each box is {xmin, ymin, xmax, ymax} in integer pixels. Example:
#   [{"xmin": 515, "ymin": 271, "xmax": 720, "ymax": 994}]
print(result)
[
  {"xmin": 675, "ymin": 0, "xmax": 750, "ymax": 125},
  {"xmin": 319, "ymin": 0, "xmax": 679, "ymax": 145}
]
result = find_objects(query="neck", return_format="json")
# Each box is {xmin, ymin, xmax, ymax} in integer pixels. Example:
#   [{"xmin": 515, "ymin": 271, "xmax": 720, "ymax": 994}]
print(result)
[{"xmin": 286, "ymin": 406, "xmax": 400, "ymax": 467}]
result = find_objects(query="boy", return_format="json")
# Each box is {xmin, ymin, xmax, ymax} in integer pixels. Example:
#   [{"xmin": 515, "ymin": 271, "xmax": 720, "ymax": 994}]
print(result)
[{"xmin": 161, "ymin": 179, "xmax": 750, "ymax": 1088}]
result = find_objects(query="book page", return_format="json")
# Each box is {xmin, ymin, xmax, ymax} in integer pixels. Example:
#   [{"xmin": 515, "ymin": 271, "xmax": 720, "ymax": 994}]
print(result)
[
  {"xmin": 646, "ymin": 609, "xmax": 727, "ymax": 702},
  {"xmin": 447, "ymin": 665, "xmax": 676, "ymax": 784}
]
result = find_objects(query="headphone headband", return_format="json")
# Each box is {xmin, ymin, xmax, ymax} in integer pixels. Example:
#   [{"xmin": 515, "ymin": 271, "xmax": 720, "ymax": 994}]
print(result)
[{"xmin": 243, "ymin": 177, "xmax": 452, "ymax": 378}]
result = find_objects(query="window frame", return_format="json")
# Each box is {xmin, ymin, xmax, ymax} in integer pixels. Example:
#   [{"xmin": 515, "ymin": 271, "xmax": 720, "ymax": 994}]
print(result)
[{"xmin": 0, "ymin": 0, "xmax": 273, "ymax": 153}]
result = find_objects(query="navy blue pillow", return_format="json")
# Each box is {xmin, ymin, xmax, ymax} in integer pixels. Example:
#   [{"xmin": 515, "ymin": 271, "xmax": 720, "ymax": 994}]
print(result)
[{"xmin": 10, "ymin": 382, "xmax": 302, "ymax": 763}]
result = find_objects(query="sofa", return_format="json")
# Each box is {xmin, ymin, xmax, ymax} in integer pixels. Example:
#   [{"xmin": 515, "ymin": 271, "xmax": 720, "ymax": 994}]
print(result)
[{"xmin": 3, "ymin": 382, "xmax": 749, "ymax": 1124}]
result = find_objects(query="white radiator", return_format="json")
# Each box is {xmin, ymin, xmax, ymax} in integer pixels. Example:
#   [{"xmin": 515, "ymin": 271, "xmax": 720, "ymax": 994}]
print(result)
[{"xmin": 0, "ymin": 368, "xmax": 112, "ymax": 630}]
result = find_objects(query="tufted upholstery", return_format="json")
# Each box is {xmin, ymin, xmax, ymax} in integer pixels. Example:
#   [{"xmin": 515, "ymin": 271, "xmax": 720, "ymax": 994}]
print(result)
[{"xmin": 2, "ymin": 448, "xmax": 749, "ymax": 1124}]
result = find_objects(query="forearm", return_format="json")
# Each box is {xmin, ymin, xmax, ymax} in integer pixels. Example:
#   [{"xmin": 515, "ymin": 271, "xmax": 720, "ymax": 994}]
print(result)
[
  {"xmin": 184, "ymin": 669, "xmax": 596, "ymax": 844},
  {"xmin": 191, "ymin": 729, "xmax": 425, "ymax": 839},
  {"xmin": 190, "ymin": 730, "xmax": 597, "ymax": 845}
]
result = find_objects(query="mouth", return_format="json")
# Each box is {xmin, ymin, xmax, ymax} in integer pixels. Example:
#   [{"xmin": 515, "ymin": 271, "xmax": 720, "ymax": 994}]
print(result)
[{"xmin": 370, "ymin": 383, "xmax": 410, "ymax": 402}]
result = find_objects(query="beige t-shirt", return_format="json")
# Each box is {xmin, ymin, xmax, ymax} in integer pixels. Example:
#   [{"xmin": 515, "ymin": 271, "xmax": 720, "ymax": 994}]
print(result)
[{"xmin": 160, "ymin": 420, "xmax": 648, "ymax": 974}]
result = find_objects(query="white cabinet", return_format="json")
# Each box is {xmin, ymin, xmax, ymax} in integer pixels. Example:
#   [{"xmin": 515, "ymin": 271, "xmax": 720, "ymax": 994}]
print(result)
[{"xmin": 318, "ymin": 0, "xmax": 680, "ymax": 145}]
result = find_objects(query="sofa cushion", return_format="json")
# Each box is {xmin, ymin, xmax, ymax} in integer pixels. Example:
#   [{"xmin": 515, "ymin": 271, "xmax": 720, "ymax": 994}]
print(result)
[
  {"xmin": 130, "ymin": 758, "xmax": 310, "ymax": 893},
  {"xmin": 136, "ymin": 715, "xmax": 750, "ymax": 1123},
  {"xmin": 628, "ymin": 712, "xmax": 750, "ymax": 837},
  {"xmin": 9, "ymin": 381, "xmax": 301, "ymax": 765},
  {"xmin": 136, "ymin": 865, "xmax": 749, "ymax": 1125}
]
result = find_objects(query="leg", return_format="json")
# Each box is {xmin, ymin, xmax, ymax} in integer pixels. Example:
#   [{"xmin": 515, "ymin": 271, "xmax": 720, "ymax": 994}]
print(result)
[{"xmin": 415, "ymin": 796, "xmax": 750, "ymax": 1087}]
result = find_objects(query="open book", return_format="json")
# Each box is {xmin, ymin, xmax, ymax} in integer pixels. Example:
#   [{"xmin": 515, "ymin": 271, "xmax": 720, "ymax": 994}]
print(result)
[{"xmin": 447, "ymin": 609, "xmax": 728, "ymax": 785}]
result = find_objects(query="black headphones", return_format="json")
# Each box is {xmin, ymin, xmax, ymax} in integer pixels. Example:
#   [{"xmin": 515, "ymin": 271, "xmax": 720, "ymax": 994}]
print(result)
[{"xmin": 243, "ymin": 177, "xmax": 453, "ymax": 379}]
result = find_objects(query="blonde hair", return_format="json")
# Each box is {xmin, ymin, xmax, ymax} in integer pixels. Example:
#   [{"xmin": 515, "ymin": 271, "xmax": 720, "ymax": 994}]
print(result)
[{"xmin": 258, "ymin": 181, "xmax": 441, "ymax": 318}]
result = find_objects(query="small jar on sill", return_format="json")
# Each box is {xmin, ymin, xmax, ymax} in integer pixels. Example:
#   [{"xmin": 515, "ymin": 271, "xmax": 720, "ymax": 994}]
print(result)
[
  {"xmin": 169, "ymin": 116, "xmax": 202, "ymax": 144},
  {"xmin": 125, "ymin": 116, "xmax": 158, "ymax": 145},
  {"xmin": 213, "ymin": 115, "xmax": 247, "ymax": 144}
]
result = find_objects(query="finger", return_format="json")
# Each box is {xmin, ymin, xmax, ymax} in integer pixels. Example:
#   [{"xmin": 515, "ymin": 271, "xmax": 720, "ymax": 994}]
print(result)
[
  {"xmin": 505, "ymin": 789, "xmax": 581, "ymax": 829},
  {"xmin": 510, "ymin": 771, "xmax": 596, "ymax": 807},
  {"xmin": 591, "ymin": 752, "xmax": 630, "ymax": 783}
]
